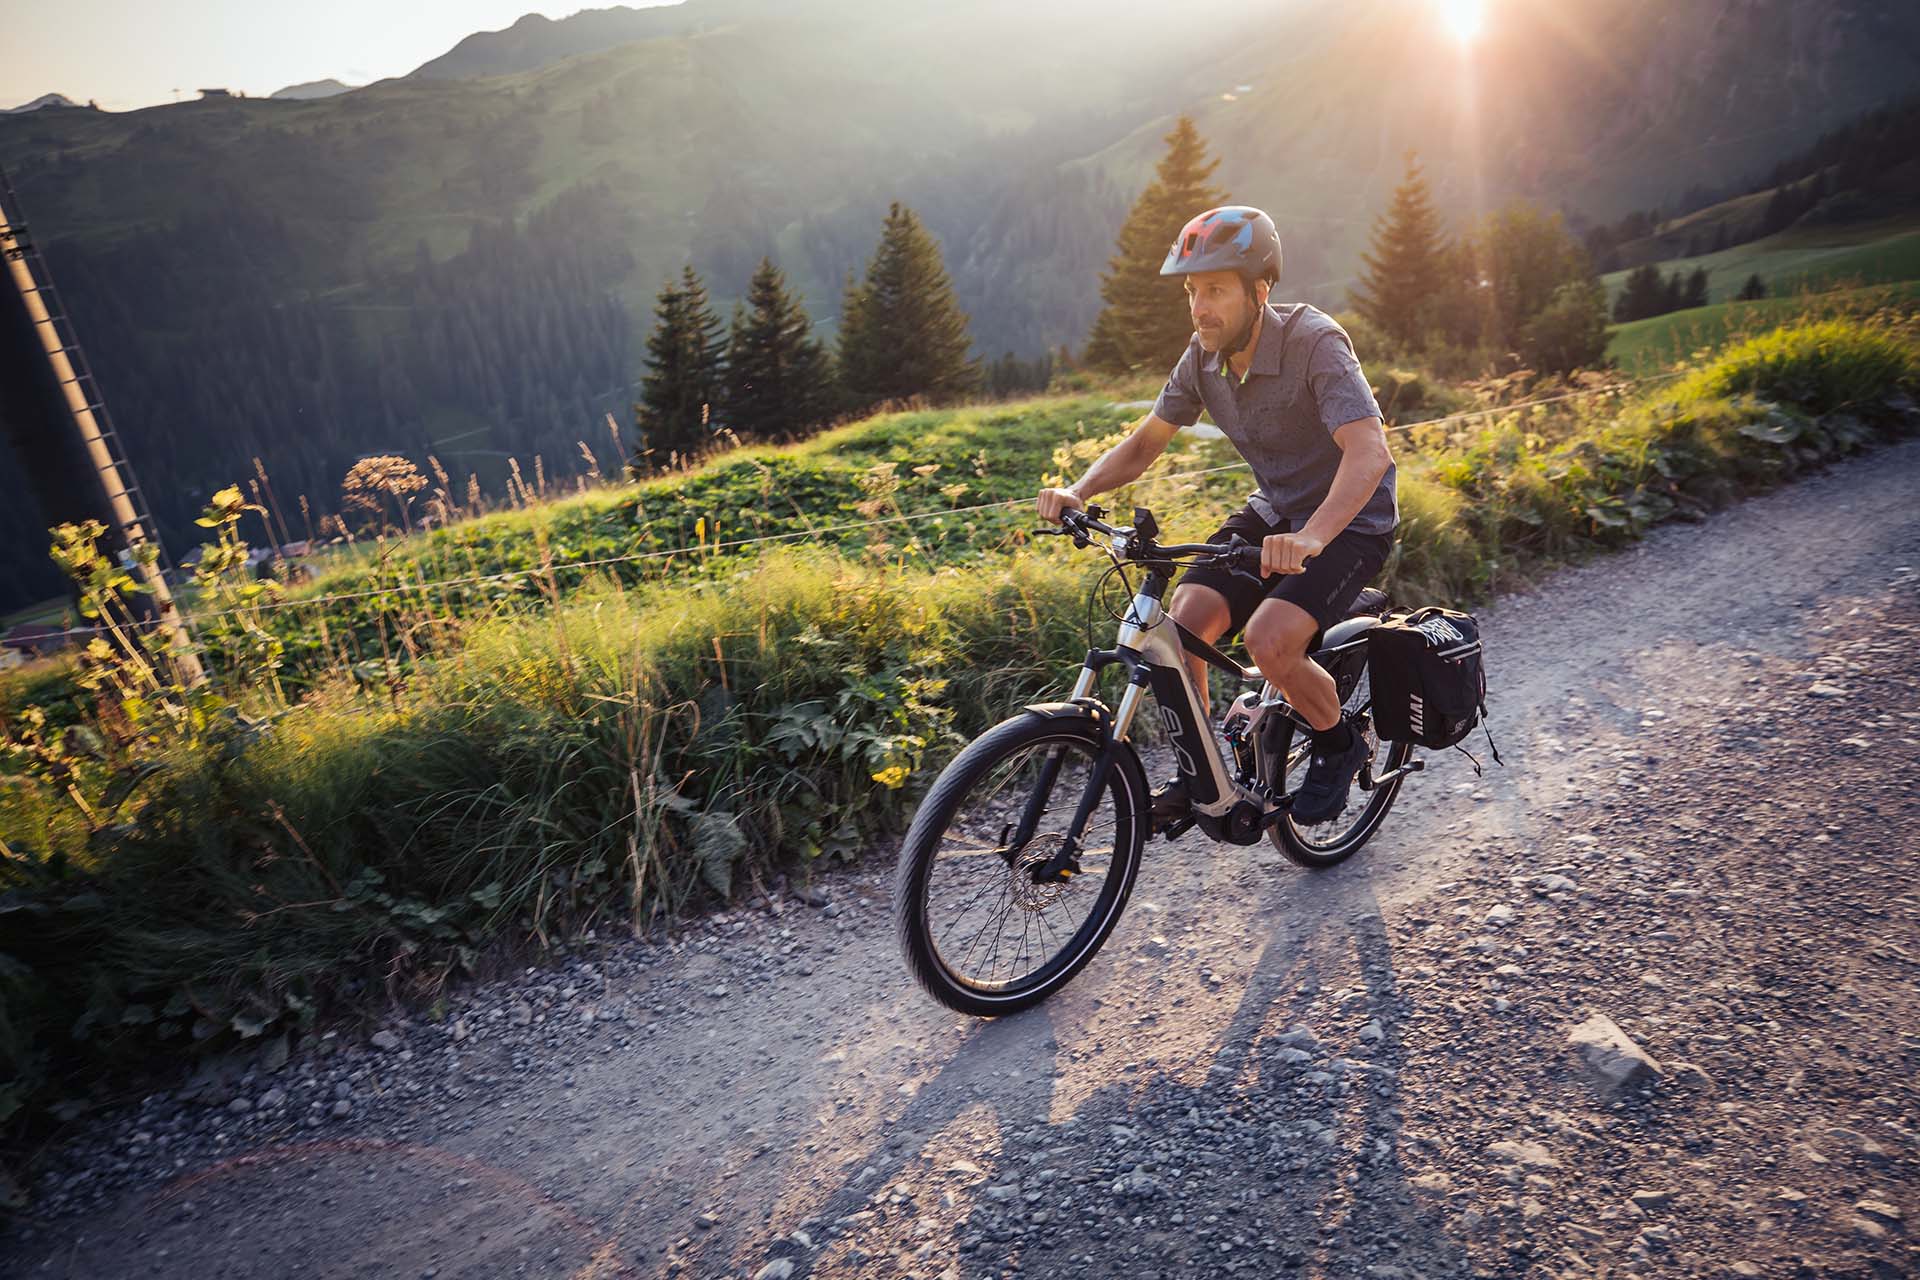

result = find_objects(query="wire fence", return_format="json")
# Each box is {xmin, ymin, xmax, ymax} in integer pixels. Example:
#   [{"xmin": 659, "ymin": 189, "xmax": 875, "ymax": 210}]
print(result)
[{"xmin": 6, "ymin": 368, "xmax": 1690, "ymax": 646}]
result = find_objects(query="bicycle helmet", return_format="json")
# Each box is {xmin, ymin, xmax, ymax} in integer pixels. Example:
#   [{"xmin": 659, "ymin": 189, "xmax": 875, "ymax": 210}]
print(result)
[{"xmin": 1159, "ymin": 206, "xmax": 1283, "ymax": 288}]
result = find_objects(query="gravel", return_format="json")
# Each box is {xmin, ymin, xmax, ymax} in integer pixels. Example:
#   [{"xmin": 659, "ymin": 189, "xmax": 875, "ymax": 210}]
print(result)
[{"xmin": 5, "ymin": 439, "xmax": 1919, "ymax": 1279}]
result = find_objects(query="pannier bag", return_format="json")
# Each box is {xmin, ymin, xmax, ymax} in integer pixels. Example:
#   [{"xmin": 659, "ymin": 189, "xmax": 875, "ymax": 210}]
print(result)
[{"xmin": 1365, "ymin": 606, "xmax": 1500, "ymax": 761}]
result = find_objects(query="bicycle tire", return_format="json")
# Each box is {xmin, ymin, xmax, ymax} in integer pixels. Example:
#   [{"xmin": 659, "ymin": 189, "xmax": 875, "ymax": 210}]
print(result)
[
  {"xmin": 1259, "ymin": 663, "xmax": 1413, "ymax": 869},
  {"xmin": 893, "ymin": 711, "xmax": 1148, "ymax": 1016}
]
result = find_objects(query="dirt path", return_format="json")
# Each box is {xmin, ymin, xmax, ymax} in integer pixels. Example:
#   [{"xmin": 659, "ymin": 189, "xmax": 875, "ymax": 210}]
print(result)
[{"xmin": 8, "ymin": 440, "xmax": 1919, "ymax": 1279}]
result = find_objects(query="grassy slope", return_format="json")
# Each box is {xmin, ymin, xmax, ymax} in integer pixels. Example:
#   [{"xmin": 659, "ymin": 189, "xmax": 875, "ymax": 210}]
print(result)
[
  {"xmin": 1600, "ymin": 215, "xmax": 1920, "ymax": 306},
  {"xmin": 4, "ymin": 310, "xmax": 1918, "ymax": 1152},
  {"xmin": 1607, "ymin": 280, "xmax": 1920, "ymax": 375}
]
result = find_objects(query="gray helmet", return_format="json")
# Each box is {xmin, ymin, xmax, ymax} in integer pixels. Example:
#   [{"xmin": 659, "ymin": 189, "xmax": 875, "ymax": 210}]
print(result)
[{"xmin": 1159, "ymin": 206, "xmax": 1282, "ymax": 287}]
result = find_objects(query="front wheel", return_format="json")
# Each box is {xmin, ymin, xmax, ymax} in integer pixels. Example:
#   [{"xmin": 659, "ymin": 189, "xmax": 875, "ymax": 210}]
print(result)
[{"xmin": 893, "ymin": 711, "xmax": 1148, "ymax": 1017}]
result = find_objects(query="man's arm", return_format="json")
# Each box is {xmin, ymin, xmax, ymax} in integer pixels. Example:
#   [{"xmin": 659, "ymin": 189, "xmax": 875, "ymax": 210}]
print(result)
[
  {"xmin": 1035, "ymin": 412, "xmax": 1182, "ymax": 522},
  {"xmin": 1262, "ymin": 417, "xmax": 1394, "ymax": 573}
]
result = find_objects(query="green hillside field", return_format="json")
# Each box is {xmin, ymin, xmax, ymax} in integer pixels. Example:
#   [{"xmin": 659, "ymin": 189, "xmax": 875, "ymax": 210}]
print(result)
[
  {"xmin": 1601, "ymin": 215, "xmax": 1920, "ymax": 308},
  {"xmin": 1608, "ymin": 279, "xmax": 1920, "ymax": 374}
]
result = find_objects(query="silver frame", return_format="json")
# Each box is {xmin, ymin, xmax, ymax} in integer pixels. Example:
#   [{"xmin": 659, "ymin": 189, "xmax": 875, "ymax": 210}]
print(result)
[{"xmin": 1069, "ymin": 584, "xmax": 1283, "ymax": 818}]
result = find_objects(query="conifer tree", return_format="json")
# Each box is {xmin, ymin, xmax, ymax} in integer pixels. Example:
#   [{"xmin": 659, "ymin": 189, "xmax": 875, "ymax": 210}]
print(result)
[
  {"xmin": 1736, "ymin": 272, "xmax": 1768, "ymax": 301},
  {"xmin": 1683, "ymin": 265, "xmax": 1710, "ymax": 309},
  {"xmin": 1350, "ymin": 150, "xmax": 1450, "ymax": 352},
  {"xmin": 636, "ymin": 266, "xmax": 724, "ymax": 464},
  {"xmin": 1661, "ymin": 270, "xmax": 1687, "ymax": 314},
  {"xmin": 838, "ymin": 202, "xmax": 978, "ymax": 406},
  {"xmin": 722, "ymin": 257, "xmax": 836, "ymax": 440},
  {"xmin": 1613, "ymin": 262, "xmax": 1666, "ymax": 323},
  {"xmin": 1082, "ymin": 116, "xmax": 1225, "ymax": 374}
]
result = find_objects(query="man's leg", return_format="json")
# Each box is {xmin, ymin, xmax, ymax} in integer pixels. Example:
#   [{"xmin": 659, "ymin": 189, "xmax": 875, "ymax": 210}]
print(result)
[
  {"xmin": 1241, "ymin": 598, "xmax": 1339, "ymax": 731},
  {"xmin": 1215, "ymin": 526, "xmax": 1393, "ymax": 824}
]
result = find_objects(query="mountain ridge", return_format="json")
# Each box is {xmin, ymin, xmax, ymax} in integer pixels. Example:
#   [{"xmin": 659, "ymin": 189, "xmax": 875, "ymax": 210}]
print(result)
[{"xmin": 0, "ymin": 0, "xmax": 1915, "ymax": 612}]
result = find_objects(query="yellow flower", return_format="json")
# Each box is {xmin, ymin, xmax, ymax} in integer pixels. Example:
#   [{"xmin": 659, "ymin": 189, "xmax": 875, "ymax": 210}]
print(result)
[{"xmin": 871, "ymin": 764, "xmax": 910, "ymax": 789}]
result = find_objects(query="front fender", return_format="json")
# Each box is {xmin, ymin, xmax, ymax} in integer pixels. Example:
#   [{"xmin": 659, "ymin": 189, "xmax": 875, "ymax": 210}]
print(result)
[{"xmin": 1022, "ymin": 697, "xmax": 1113, "ymax": 736}]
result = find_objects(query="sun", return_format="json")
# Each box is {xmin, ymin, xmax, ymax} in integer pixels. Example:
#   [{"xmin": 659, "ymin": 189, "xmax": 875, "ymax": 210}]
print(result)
[{"xmin": 1436, "ymin": 0, "xmax": 1485, "ymax": 43}]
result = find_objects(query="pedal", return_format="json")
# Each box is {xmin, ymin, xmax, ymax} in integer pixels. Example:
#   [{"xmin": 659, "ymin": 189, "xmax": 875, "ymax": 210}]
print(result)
[
  {"xmin": 1260, "ymin": 794, "xmax": 1295, "ymax": 830},
  {"xmin": 1159, "ymin": 815, "xmax": 1196, "ymax": 841},
  {"xmin": 1365, "ymin": 758, "xmax": 1426, "ymax": 789}
]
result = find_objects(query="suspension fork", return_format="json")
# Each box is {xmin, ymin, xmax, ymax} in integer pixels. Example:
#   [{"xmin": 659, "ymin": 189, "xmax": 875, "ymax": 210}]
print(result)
[
  {"xmin": 1003, "ymin": 660, "xmax": 1122, "ymax": 871},
  {"xmin": 1006, "ymin": 732, "xmax": 1122, "ymax": 882}
]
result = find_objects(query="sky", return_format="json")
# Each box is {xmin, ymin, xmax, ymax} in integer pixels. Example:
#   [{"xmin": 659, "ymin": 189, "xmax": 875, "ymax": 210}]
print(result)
[{"xmin": 0, "ymin": 1, "xmax": 675, "ymax": 112}]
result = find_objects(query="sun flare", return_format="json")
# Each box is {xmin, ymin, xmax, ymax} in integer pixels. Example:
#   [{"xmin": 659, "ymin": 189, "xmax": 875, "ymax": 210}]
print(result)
[{"xmin": 1437, "ymin": 0, "xmax": 1485, "ymax": 43}]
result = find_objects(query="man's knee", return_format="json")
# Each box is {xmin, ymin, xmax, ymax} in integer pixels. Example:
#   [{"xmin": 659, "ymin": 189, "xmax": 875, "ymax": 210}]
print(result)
[
  {"xmin": 1243, "ymin": 600, "xmax": 1317, "ymax": 672},
  {"xmin": 1168, "ymin": 583, "xmax": 1230, "ymax": 641}
]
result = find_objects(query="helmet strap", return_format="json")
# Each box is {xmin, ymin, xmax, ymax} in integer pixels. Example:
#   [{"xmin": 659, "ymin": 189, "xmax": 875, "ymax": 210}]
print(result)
[{"xmin": 1217, "ymin": 280, "xmax": 1264, "ymax": 361}]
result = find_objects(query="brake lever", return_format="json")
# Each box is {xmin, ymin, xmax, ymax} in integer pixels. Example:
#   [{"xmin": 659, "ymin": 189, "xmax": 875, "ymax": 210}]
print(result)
[{"xmin": 1223, "ymin": 533, "xmax": 1265, "ymax": 584}]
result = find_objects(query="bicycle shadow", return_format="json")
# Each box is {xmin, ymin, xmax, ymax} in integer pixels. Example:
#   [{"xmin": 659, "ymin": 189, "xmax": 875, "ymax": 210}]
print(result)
[{"xmin": 708, "ymin": 864, "xmax": 1474, "ymax": 1278}]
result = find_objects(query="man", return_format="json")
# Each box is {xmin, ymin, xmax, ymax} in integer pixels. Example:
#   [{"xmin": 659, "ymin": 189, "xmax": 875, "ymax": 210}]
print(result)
[{"xmin": 1036, "ymin": 205, "xmax": 1398, "ymax": 826}]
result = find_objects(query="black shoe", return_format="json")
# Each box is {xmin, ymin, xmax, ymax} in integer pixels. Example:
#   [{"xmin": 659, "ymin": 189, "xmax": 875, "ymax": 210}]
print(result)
[
  {"xmin": 1149, "ymin": 775, "xmax": 1191, "ymax": 826},
  {"xmin": 1288, "ymin": 719, "xmax": 1371, "ymax": 826}
]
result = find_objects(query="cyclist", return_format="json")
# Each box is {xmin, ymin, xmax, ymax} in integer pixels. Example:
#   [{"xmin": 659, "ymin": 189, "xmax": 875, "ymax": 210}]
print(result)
[{"xmin": 1036, "ymin": 205, "xmax": 1398, "ymax": 826}]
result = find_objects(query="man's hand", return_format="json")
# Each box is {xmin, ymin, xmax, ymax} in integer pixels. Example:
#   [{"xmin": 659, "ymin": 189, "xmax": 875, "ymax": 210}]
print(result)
[
  {"xmin": 1261, "ymin": 531, "xmax": 1323, "ymax": 576},
  {"xmin": 1035, "ymin": 486, "xmax": 1086, "ymax": 524}
]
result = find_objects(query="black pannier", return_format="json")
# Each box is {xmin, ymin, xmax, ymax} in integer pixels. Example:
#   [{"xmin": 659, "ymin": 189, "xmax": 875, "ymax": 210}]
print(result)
[{"xmin": 1365, "ymin": 606, "xmax": 1491, "ymax": 750}]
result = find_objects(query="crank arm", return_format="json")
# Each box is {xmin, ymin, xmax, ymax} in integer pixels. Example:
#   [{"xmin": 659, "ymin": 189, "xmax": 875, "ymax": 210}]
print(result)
[{"xmin": 1359, "ymin": 758, "xmax": 1424, "ymax": 791}]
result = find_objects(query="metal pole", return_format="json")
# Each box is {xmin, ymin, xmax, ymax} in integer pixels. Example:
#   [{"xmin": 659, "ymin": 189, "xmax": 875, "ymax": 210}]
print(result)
[{"xmin": 0, "ymin": 185, "xmax": 204, "ymax": 684}]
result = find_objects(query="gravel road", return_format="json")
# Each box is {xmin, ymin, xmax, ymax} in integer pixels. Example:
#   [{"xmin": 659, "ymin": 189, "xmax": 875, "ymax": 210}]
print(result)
[{"xmin": 7, "ymin": 439, "xmax": 1919, "ymax": 1280}]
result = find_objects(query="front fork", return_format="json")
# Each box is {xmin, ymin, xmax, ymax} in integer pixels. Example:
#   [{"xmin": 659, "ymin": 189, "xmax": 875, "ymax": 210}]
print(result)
[{"xmin": 1006, "ymin": 665, "xmax": 1143, "ymax": 883}]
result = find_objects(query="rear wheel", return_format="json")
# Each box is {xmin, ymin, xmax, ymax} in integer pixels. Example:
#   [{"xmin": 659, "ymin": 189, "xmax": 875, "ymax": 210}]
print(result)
[
  {"xmin": 893, "ymin": 712, "xmax": 1147, "ymax": 1016},
  {"xmin": 1258, "ymin": 662, "xmax": 1412, "ymax": 869}
]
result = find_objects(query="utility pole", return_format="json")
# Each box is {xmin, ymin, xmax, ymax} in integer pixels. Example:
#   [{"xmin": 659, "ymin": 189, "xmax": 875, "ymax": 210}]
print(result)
[{"xmin": 0, "ymin": 167, "xmax": 203, "ymax": 683}]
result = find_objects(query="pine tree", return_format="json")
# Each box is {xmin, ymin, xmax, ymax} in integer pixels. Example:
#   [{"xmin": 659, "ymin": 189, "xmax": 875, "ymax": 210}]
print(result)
[
  {"xmin": 1613, "ymin": 263, "xmax": 1666, "ymax": 323},
  {"xmin": 1661, "ymin": 269, "xmax": 1687, "ymax": 314},
  {"xmin": 1736, "ymin": 272, "xmax": 1768, "ymax": 301},
  {"xmin": 1683, "ymin": 265, "xmax": 1710, "ymax": 309},
  {"xmin": 636, "ymin": 266, "xmax": 724, "ymax": 464},
  {"xmin": 722, "ymin": 257, "xmax": 836, "ymax": 440},
  {"xmin": 1082, "ymin": 116, "xmax": 1225, "ymax": 374},
  {"xmin": 838, "ymin": 202, "xmax": 978, "ymax": 406},
  {"xmin": 1349, "ymin": 151, "xmax": 1451, "ymax": 352}
]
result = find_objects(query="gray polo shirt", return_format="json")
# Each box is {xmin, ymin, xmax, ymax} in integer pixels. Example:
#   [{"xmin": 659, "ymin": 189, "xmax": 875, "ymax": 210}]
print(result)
[{"xmin": 1151, "ymin": 301, "xmax": 1398, "ymax": 536}]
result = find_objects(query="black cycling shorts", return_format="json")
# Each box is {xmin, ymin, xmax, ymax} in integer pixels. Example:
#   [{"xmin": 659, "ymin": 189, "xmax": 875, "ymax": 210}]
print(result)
[{"xmin": 1176, "ymin": 504, "xmax": 1394, "ymax": 641}]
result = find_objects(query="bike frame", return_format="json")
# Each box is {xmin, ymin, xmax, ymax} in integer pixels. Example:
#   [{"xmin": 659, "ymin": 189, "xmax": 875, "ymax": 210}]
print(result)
[{"xmin": 1012, "ymin": 558, "xmax": 1360, "ymax": 864}]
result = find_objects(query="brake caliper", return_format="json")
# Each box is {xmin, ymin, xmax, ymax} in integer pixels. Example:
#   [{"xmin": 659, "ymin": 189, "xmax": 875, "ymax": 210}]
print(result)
[{"xmin": 1028, "ymin": 839, "xmax": 1083, "ymax": 884}]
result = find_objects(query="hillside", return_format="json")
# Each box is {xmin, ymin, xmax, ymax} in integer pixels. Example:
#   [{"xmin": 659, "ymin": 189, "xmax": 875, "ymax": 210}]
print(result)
[
  {"xmin": 268, "ymin": 79, "xmax": 353, "ymax": 101},
  {"xmin": 4, "ymin": 94, "xmax": 80, "ymax": 114},
  {"xmin": 2, "ymin": 0, "xmax": 1918, "ymax": 613},
  {"xmin": 1602, "ymin": 215, "xmax": 1920, "ymax": 302}
]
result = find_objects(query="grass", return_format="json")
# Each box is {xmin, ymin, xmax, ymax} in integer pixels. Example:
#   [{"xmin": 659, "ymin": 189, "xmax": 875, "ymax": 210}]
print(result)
[
  {"xmin": 1599, "ymin": 215, "xmax": 1920, "ymax": 308},
  {"xmin": 2, "ymin": 305, "xmax": 1918, "ymax": 1164},
  {"xmin": 1608, "ymin": 279, "xmax": 1920, "ymax": 374}
]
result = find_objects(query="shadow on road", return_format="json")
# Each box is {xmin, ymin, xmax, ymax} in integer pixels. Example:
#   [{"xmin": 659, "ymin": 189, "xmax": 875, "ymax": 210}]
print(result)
[{"xmin": 678, "ymin": 867, "xmax": 1476, "ymax": 1279}]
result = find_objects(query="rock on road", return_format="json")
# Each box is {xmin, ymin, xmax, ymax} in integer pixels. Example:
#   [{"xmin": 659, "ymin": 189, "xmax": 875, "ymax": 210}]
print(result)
[{"xmin": 8, "ymin": 439, "xmax": 1920, "ymax": 1279}]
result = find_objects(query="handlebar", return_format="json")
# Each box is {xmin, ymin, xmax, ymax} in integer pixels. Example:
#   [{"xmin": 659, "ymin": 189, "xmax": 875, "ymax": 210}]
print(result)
[{"xmin": 1041, "ymin": 503, "xmax": 1265, "ymax": 574}]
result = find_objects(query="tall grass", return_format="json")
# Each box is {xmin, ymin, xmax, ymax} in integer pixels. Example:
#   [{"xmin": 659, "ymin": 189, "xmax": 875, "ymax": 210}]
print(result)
[{"xmin": 2, "ymin": 308, "xmax": 1917, "ymax": 1156}]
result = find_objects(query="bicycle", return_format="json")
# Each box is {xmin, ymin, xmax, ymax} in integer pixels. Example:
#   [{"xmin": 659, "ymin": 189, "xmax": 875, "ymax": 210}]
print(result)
[{"xmin": 892, "ymin": 502, "xmax": 1426, "ymax": 1016}]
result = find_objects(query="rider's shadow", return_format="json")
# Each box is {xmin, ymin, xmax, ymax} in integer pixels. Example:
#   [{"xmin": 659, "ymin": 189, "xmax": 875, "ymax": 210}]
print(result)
[{"xmin": 742, "ymin": 869, "xmax": 1474, "ymax": 1278}]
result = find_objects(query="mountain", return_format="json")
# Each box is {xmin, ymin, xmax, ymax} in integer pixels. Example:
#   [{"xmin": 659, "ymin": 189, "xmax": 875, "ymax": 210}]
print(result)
[
  {"xmin": 1071, "ymin": 0, "xmax": 1920, "ymax": 296},
  {"xmin": 6, "ymin": 93, "xmax": 80, "ymax": 114},
  {"xmin": 0, "ymin": 0, "xmax": 1915, "ymax": 613},
  {"xmin": 408, "ymin": 1, "xmax": 739, "ymax": 79},
  {"xmin": 269, "ymin": 79, "xmax": 353, "ymax": 101}
]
